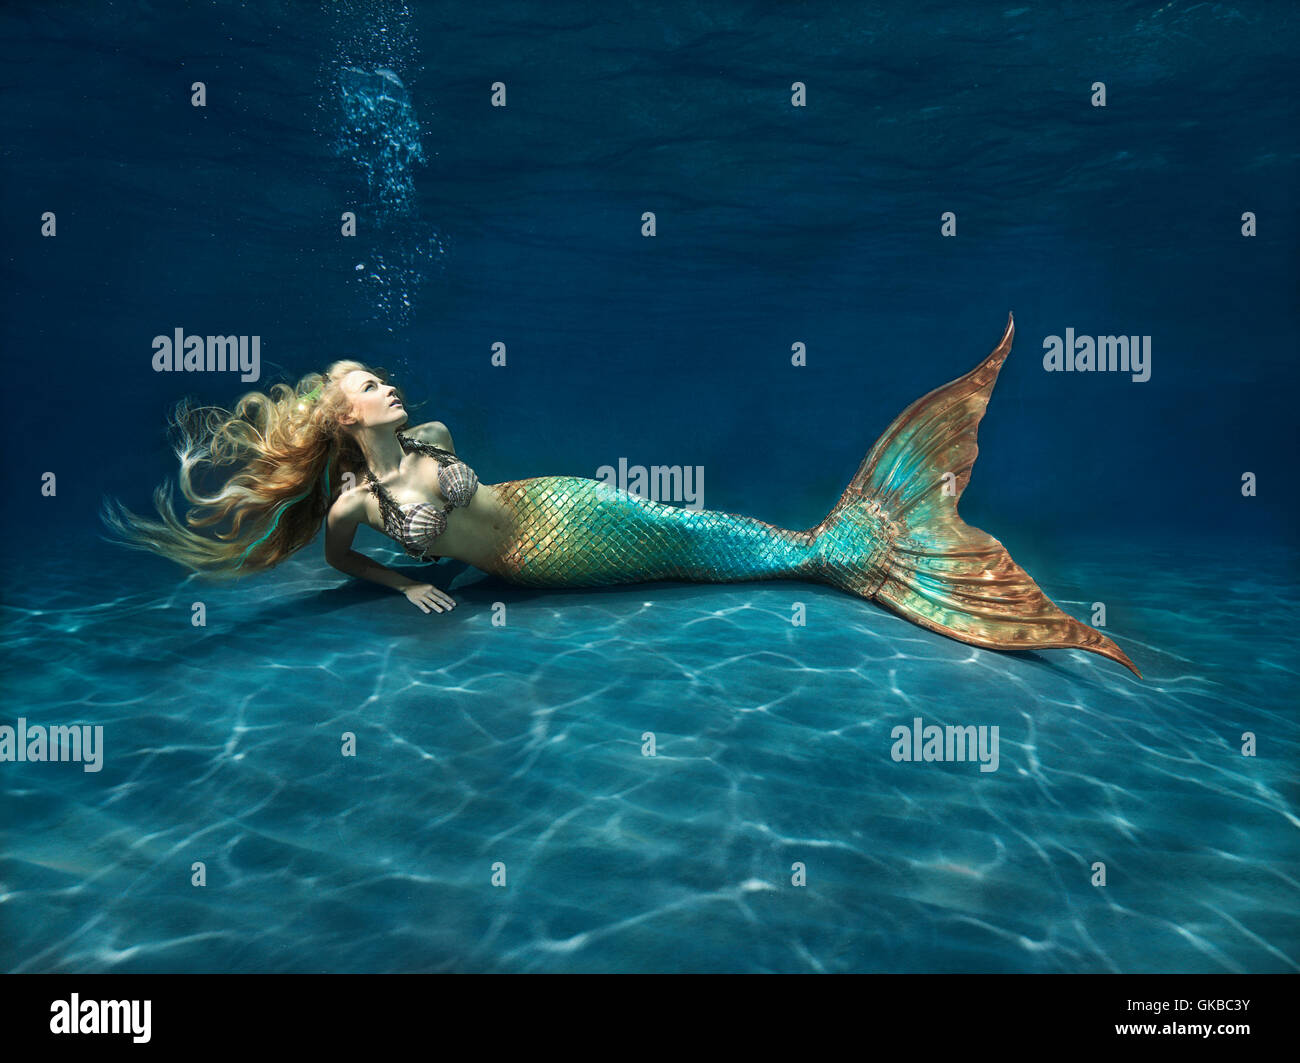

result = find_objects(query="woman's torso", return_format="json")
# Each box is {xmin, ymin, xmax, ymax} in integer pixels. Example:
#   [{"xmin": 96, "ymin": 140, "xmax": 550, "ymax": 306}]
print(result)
[{"xmin": 350, "ymin": 444, "xmax": 515, "ymax": 570}]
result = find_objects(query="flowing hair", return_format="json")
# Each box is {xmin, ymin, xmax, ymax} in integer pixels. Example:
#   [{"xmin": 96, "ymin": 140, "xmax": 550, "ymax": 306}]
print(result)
[{"xmin": 101, "ymin": 359, "xmax": 409, "ymax": 579}]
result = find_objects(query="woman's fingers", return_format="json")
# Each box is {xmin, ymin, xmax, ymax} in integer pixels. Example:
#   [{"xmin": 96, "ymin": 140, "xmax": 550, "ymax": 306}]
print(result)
[
  {"xmin": 403, "ymin": 584, "xmax": 453, "ymax": 613},
  {"xmin": 414, "ymin": 589, "xmax": 455, "ymax": 613},
  {"xmin": 402, "ymin": 584, "xmax": 455, "ymax": 612}
]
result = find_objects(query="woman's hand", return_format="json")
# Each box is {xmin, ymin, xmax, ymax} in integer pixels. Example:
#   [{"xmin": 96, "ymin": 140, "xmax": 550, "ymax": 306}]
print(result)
[{"xmin": 403, "ymin": 583, "xmax": 456, "ymax": 614}]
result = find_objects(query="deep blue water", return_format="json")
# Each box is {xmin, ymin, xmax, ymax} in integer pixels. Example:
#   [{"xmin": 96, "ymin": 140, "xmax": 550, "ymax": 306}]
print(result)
[{"xmin": 1, "ymin": 0, "xmax": 1297, "ymax": 972}]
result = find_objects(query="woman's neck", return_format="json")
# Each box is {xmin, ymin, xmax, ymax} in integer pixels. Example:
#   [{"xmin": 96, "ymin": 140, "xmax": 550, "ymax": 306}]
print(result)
[{"xmin": 352, "ymin": 426, "xmax": 407, "ymax": 478}]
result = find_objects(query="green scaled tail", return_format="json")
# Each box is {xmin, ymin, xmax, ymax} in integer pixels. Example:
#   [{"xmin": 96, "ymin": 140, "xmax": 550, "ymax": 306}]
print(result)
[
  {"xmin": 811, "ymin": 313, "xmax": 1141, "ymax": 678},
  {"xmin": 489, "ymin": 477, "xmax": 820, "ymax": 588},
  {"xmin": 484, "ymin": 313, "xmax": 1140, "ymax": 678}
]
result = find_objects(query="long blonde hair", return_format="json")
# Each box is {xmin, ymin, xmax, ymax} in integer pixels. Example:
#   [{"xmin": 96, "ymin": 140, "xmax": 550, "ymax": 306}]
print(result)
[{"xmin": 101, "ymin": 359, "xmax": 408, "ymax": 578}]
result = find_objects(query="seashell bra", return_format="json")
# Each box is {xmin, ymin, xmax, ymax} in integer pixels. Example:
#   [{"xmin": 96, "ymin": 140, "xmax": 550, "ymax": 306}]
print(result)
[{"xmin": 362, "ymin": 433, "xmax": 479, "ymax": 562}]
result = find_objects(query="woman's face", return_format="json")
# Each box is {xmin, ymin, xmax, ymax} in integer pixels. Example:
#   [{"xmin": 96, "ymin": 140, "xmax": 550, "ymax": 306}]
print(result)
[{"xmin": 339, "ymin": 370, "xmax": 407, "ymax": 429}]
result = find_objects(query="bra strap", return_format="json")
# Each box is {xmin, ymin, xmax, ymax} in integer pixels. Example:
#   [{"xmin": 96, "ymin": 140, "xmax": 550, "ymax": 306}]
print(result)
[
  {"xmin": 362, "ymin": 466, "xmax": 404, "ymax": 539},
  {"xmin": 397, "ymin": 432, "xmax": 459, "ymax": 466}
]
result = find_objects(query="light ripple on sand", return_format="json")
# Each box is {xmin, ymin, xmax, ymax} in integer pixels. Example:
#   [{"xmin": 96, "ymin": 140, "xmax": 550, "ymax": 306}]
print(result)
[{"xmin": 1, "ymin": 543, "xmax": 1297, "ymax": 973}]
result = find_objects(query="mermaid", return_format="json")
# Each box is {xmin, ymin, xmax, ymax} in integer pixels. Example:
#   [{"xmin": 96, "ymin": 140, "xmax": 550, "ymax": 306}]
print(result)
[{"xmin": 101, "ymin": 314, "xmax": 1141, "ymax": 677}]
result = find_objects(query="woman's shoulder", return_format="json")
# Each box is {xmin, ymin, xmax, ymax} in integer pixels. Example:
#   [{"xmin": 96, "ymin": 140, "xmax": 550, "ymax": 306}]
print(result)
[
  {"xmin": 328, "ymin": 480, "xmax": 371, "ymax": 523},
  {"xmin": 404, "ymin": 421, "xmax": 455, "ymax": 452}
]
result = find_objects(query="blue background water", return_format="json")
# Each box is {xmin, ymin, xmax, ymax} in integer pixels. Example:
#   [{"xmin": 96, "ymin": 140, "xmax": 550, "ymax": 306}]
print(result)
[{"xmin": 1, "ymin": 0, "xmax": 1296, "ymax": 972}]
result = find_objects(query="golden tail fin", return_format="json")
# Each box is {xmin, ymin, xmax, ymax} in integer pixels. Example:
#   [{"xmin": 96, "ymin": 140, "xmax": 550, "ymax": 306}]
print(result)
[{"xmin": 818, "ymin": 313, "xmax": 1141, "ymax": 678}]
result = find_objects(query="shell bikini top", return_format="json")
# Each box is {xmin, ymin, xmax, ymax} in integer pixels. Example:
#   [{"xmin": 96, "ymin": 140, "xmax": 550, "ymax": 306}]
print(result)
[{"xmin": 363, "ymin": 434, "xmax": 479, "ymax": 562}]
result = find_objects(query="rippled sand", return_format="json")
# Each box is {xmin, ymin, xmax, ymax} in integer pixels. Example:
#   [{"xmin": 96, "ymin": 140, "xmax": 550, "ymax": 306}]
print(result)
[{"xmin": 1, "ymin": 540, "xmax": 1296, "ymax": 972}]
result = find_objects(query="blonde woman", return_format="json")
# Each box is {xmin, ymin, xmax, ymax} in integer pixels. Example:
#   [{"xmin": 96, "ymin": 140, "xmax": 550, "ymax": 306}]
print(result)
[{"xmin": 103, "ymin": 315, "xmax": 1141, "ymax": 676}]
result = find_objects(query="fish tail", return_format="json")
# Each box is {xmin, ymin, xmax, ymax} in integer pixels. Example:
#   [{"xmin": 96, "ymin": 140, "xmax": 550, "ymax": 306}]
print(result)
[
  {"xmin": 810, "ymin": 313, "xmax": 1142, "ymax": 678},
  {"xmin": 488, "ymin": 477, "xmax": 819, "ymax": 588}
]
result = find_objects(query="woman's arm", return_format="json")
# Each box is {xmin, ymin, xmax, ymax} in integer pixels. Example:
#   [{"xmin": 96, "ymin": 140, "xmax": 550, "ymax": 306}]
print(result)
[{"xmin": 325, "ymin": 492, "xmax": 456, "ymax": 613}]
